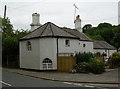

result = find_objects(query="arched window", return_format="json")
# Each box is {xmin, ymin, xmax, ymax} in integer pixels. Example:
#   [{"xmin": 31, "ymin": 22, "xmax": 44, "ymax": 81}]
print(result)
[
  {"xmin": 26, "ymin": 41, "xmax": 32, "ymax": 51},
  {"xmin": 43, "ymin": 58, "xmax": 52, "ymax": 69}
]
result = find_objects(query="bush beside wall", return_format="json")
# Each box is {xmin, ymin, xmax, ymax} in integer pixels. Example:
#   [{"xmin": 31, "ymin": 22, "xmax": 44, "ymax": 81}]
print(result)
[{"xmin": 74, "ymin": 52, "xmax": 105, "ymax": 74}]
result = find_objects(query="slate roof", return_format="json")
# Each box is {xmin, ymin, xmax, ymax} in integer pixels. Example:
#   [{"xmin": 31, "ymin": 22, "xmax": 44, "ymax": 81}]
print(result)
[
  {"xmin": 20, "ymin": 22, "xmax": 92, "ymax": 41},
  {"xmin": 93, "ymin": 40, "xmax": 116, "ymax": 50}
]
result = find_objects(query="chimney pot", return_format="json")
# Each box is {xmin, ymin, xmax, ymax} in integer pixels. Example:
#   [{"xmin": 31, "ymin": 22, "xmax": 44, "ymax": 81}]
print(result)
[
  {"xmin": 74, "ymin": 15, "xmax": 83, "ymax": 32},
  {"xmin": 30, "ymin": 13, "xmax": 42, "ymax": 31}
]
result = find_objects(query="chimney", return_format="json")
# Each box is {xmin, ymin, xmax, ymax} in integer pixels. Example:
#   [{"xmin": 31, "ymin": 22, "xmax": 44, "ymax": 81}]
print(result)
[
  {"xmin": 74, "ymin": 15, "xmax": 82, "ymax": 32},
  {"xmin": 30, "ymin": 13, "xmax": 42, "ymax": 31}
]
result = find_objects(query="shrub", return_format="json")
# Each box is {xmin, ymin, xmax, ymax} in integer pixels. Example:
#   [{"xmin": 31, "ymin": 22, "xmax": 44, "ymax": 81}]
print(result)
[
  {"xmin": 74, "ymin": 62, "xmax": 89, "ymax": 73},
  {"xmin": 87, "ymin": 58, "xmax": 105, "ymax": 74},
  {"xmin": 73, "ymin": 58, "xmax": 105, "ymax": 74},
  {"xmin": 110, "ymin": 52, "xmax": 120, "ymax": 68},
  {"xmin": 75, "ymin": 52, "xmax": 94, "ymax": 63},
  {"xmin": 94, "ymin": 52, "xmax": 101, "ymax": 57}
]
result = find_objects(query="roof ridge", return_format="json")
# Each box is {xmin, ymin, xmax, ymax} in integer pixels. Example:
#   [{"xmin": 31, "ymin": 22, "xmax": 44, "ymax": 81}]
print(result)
[
  {"xmin": 40, "ymin": 23, "xmax": 49, "ymax": 36},
  {"xmin": 49, "ymin": 23, "xmax": 54, "ymax": 36}
]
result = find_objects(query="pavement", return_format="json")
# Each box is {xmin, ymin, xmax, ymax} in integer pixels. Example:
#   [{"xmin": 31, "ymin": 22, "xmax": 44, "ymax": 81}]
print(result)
[{"xmin": 2, "ymin": 67, "xmax": 120, "ymax": 85}]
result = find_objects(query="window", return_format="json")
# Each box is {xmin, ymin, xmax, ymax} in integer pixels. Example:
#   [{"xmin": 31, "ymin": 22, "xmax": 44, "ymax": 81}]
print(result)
[
  {"xmin": 65, "ymin": 40, "xmax": 70, "ymax": 47},
  {"xmin": 83, "ymin": 44, "xmax": 86, "ymax": 47},
  {"xmin": 26, "ymin": 41, "xmax": 32, "ymax": 51},
  {"xmin": 43, "ymin": 58, "xmax": 52, "ymax": 69}
]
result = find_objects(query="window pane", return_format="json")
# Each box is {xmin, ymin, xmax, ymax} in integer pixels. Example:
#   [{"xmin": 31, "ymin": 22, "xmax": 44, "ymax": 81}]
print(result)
[
  {"xmin": 26, "ymin": 41, "xmax": 32, "ymax": 51},
  {"xmin": 48, "ymin": 63, "xmax": 52, "ymax": 68},
  {"xmin": 65, "ymin": 40, "xmax": 70, "ymax": 47},
  {"xmin": 43, "ymin": 64, "xmax": 47, "ymax": 69},
  {"xmin": 43, "ymin": 58, "xmax": 52, "ymax": 63}
]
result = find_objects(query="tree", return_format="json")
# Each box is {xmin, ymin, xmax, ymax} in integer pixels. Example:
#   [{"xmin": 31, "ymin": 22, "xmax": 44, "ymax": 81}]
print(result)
[
  {"xmin": 84, "ymin": 22, "xmax": 119, "ymax": 49},
  {"xmin": 112, "ymin": 29, "xmax": 120, "ymax": 49},
  {"xmin": 2, "ymin": 17, "xmax": 13, "ymax": 36},
  {"xmin": 83, "ymin": 24, "xmax": 92, "ymax": 33},
  {"xmin": 97, "ymin": 23, "xmax": 112, "ymax": 29},
  {"xmin": 91, "ymin": 35, "xmax": 104, "ymax": 40},
  {"xmin": 2, "ymin": 17, "xmax": 29, "ymax": 67},
  {"xmin": 100, "ymin": 28, "xmax": 114, "ymax": 43}
]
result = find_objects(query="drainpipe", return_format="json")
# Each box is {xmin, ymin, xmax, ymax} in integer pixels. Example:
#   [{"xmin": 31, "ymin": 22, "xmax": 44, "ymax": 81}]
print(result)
[
  {"xmin": 56, "ymin": 38, "xmax": 59, "ymax": 70},
  {"xmin": 108, "ymin": 49, "xmax": 110, "ymax": 58}
]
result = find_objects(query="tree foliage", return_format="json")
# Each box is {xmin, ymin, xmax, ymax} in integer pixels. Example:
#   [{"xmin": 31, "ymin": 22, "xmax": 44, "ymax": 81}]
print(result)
[
  {"xmin": 2, "ymin": 17, "xmax": 29, "ymax": 67},
  {"xmin": 83, "ymin": 24, "xmax": 92, "ymax": 33},
  {"xmin": 83, "ymin": 22, "xmax": 120, "ymax": 49}
]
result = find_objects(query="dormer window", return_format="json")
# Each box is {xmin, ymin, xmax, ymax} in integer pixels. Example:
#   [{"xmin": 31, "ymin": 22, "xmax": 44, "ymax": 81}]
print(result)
[
  {"xmin": 26, "ymin": 41, "xmax": 32, "ymax": 51},
  {"xmin": 65, "ymin": 40, "xmax": 70, "ymax": 47}
]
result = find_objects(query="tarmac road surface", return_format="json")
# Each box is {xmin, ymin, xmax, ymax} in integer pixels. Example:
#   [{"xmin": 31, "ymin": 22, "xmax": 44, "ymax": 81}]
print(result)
[{"xmin": 1, "ymin": 70, "xmax": 119, "ymax": 89}]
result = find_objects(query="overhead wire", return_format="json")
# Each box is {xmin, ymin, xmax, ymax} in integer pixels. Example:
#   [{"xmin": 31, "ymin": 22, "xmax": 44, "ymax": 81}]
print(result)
[{"xmin": 2, "ymin": 0, "xmax": 48, "ymax": 13}]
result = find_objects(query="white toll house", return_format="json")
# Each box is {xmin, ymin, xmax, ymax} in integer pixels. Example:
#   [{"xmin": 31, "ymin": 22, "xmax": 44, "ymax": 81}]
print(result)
[{"xmin": 19, "ymin": 13, "xmax": 116, "ymax": 70}]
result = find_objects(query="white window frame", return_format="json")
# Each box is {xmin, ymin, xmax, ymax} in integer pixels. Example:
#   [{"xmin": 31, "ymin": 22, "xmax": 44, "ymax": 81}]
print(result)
[
  {"xmin": 26, "ymin": 41, "xmax": 32, "ymax": 51},
  {"xmin": 43, "ymin": 58, "xmax": 52, "ymax": 70}
]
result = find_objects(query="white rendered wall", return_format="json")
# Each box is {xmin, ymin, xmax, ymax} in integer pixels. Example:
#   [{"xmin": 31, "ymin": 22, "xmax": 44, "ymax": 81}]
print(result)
[
  {"xmin": 58, "ymin": 38, "xmax": 94, "ymax": 55},
  {"xmin": 109, "ymin": 50, "xmax": 116, "ymax": 56},
  {"xmin": 39, "ymin": 38, "xmax": 57, "ymax": 70},
  {"xmin": 94, "ymin": 49, "xmax": 116, "ymax": 58},
  {"xmin": 20, "ymin": 37, "xmax": 94, "ymax": 70},
  {"xmin": 20, "ymin": 39, "xmax": 40, "ymax": 70}
]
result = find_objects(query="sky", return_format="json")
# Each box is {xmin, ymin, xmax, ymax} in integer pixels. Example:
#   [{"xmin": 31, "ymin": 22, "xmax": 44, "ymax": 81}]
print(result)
[{"xmin": 0, "ymin": 0, "xmax": 119, "ymax": 31}]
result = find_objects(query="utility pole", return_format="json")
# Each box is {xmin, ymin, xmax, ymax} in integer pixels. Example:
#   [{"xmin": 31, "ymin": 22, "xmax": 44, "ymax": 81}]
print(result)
[
  {"xmin": 3, "ymin": 5, "xmax": 7, "ymax": 33},
  {"xmin": 3, "ymin": 5, "xmax": 8, "ymax": 66},
  {"xmin": 73, "ymin": 3, "xmax": 79, "ymax": 21}
]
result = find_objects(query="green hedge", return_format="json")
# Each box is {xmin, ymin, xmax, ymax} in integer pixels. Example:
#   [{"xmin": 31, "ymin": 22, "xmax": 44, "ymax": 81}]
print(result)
[
  {"xmin": 74, "ymin": 57, "xmax": 105, "ymax": 74},
  {"xmin": 75, "ymin": 52, "xmax": 94, "ymax": 63}
]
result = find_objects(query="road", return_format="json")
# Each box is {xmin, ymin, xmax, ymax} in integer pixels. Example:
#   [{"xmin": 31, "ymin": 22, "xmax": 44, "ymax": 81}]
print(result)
[{"xmin": 1, "ymin": 70, "xmax": 119, "ymax": 89}]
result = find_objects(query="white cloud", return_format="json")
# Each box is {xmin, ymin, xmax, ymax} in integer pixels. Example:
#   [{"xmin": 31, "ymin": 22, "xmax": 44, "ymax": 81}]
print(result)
[
  {"xmin": 2, "ymin": 0, "xmax": 120, "ymax": 2},
  {"xmin": 0, "ymin": 1, "xmax": 118, "ymax": 30}
]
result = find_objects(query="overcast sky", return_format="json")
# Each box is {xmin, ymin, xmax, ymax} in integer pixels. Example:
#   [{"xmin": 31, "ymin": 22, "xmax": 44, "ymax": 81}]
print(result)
[{"xmin": 0, "ymin": 0, "xmax": 119, "ymax": 30}]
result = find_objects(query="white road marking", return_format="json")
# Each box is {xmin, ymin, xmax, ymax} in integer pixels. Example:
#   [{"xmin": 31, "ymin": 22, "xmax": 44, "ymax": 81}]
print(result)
[
  {"xmin": 63, "ymin": 82, "xmax": 74, "ymax": 85},
  {"xmin": 0, "ymin": 81, "xmax": 12, "ymax": 86},
  {"xmin": 83, "ymin": 85, "xmax": 95, "ymax": 88},
  {"xmin": 72, "ymin": 83, "xmax": 83, "ymax": 86},
  {"xmin": 63, "ymin": 82, "xmax": 95, "ymax": 87}
]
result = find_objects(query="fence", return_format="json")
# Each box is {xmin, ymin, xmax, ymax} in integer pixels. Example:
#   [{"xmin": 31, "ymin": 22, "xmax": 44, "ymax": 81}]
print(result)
[{"xmin": 57, "ymin": 56, "xmax": 76, "ymax": 72}]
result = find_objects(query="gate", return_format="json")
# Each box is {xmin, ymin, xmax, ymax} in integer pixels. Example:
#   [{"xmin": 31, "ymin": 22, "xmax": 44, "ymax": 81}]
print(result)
[{"xmin": 57, "ymin": 56, "xmax": 76, "ymax": 72}]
